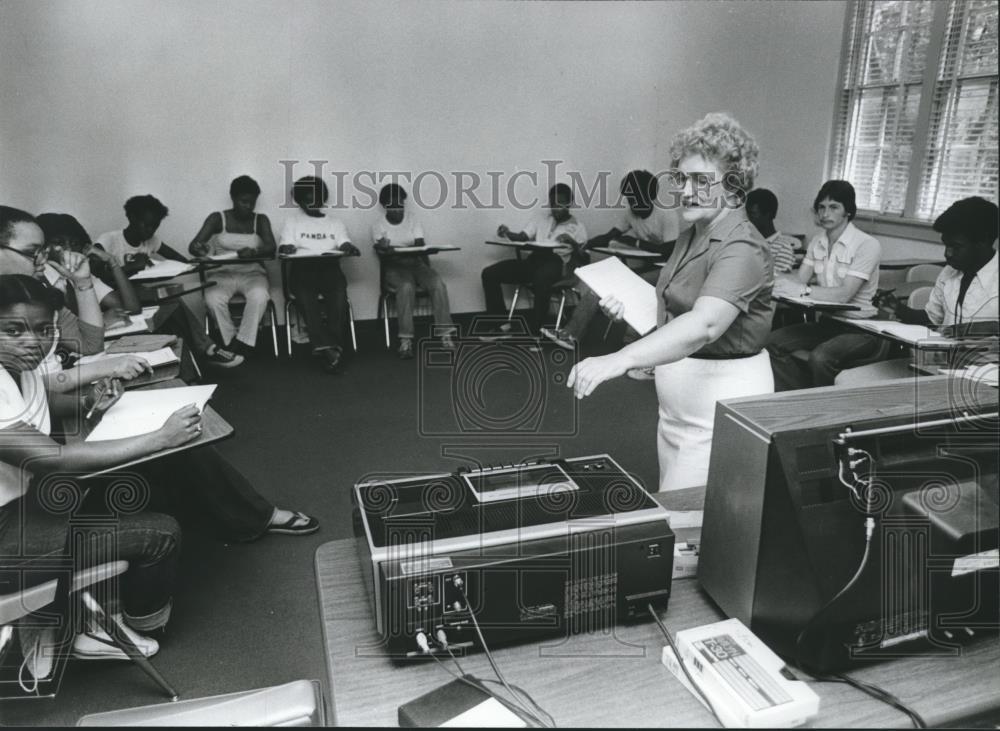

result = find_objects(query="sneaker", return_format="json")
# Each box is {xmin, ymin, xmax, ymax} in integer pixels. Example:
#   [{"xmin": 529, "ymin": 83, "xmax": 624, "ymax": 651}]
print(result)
[
  {"xmin": 541, "ymin": 327, "xmax": 577, "ymax": 350},
  {"xmin": 477, "ymin": 322, "xmax": 514, "ymax": 341},
  {"xmin": 398, "ymin": 338, "xmax": 414, "ymax": 360},
  {"xmin": 627, "ymin": 366, "xmax": 656, "ymax": 381},
  {"xmin": 18, "ymin": 626, "xmax": 58, "ymax": 688},
  {"xmin": 72, "ymin": 614, "xmax": 159, "ymax": 660},
  {"xmin": 205, "ymin": 345, "xmax": 244, "ymax": 369}
]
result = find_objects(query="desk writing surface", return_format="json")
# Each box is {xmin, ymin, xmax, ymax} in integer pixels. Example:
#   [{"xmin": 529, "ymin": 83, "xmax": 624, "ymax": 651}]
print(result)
[
  {"xmin": 78, "ymin": 378, "xmax": 233, "ymax": 479},
  {"xmin": 315, "ymin": 487, "xmax": 1000, "ymax": 727}
]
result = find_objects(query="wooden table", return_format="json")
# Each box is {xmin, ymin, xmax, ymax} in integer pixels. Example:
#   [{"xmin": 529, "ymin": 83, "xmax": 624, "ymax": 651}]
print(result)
[{"xmin": 315, "ymin": 488, "xmax": 1000, "ymax": 727}]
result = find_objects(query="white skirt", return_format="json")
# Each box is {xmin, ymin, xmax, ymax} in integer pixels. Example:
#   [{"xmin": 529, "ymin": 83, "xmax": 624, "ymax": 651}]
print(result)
[{"xmin": 654, "ymin": 351, "xmax": 773, "ymax": 491}]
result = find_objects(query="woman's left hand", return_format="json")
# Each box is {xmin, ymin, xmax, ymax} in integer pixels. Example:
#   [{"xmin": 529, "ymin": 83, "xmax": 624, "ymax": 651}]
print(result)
[
  {"xmin": 49, "ymin": 250, "xmax": 93, "ymax": 286},
  {"xmin": 567, "ymin": 353, "xmax": 630, "ymax": 399},
  {"xmin": 237, "ymin": 247, "xmax": 258, "ymax": 259}
]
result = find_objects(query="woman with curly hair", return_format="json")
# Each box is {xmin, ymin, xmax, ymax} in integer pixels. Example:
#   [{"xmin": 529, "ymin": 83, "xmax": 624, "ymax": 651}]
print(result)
[{"xmin": 568, "ymin": 112, "xmax": 775, "ymax": 491}]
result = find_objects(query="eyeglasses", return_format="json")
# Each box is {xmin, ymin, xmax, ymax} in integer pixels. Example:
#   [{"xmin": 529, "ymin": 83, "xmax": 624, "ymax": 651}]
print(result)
[
  {"xmin": 0, "ymin": 244, "xmax": 46, "ymax": 266},
  {"xmin": 669, "ymin": 171, "xmax": 726, "ymax": 189}
]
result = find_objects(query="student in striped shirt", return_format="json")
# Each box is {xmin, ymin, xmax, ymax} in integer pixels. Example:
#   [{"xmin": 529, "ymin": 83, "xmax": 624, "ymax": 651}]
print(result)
[{"xmin": 745, "ymin": 188, "xmax": 800, "ymax": 274}]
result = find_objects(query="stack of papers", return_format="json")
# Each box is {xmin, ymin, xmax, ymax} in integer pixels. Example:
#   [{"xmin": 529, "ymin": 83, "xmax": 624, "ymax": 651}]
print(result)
[
  {"xmin": 86, "ymin": 385, "xmax": 216, "ymax": 442},
  {"xmin": 77, "ymin": 347, "xmax": 179, "ymax": 368},
  {"xmin": 130, "ymin": 260, "xmax": 197, "ymax": 280},
  {"xmin": 104, "ymin": 314, "xmax": 150, "ymax": 338},
  {"xmin": 574, "ymin": 256, "xmax": 658, "ymax": 335}
]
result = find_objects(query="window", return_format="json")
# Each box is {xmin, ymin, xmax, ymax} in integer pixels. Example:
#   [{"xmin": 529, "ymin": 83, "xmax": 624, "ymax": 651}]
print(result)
[{"xmin": 830, "ymin": 0, "xmax": 998, "ymax": 222}]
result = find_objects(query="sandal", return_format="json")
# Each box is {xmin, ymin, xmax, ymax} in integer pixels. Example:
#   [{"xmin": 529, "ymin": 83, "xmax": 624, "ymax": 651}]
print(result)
[{"xmin": 267, "ymin": 511, "xmax": 319, "ymax": 536}]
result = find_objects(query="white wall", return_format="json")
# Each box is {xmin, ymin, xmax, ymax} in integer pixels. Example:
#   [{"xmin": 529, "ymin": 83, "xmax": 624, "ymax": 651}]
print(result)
[{"xmin": 0, "ymin": 0, "xmax": 851, "ymax": 319}]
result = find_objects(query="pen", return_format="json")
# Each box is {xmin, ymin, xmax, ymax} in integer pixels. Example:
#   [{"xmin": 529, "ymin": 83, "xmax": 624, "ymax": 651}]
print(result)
[{"xmin": 85, "ymin": 379, "xmax": 108, "ymax": 420}]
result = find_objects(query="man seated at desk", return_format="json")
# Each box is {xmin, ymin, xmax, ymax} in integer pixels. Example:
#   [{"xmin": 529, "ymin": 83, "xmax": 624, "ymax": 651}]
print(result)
[
  {"xmin": 837, "ymin": 196, "xmax": 999, "ymax": 383},
  {"xmin": 766, "ymin": 180, "xmax": 883, "ymax": 390}
]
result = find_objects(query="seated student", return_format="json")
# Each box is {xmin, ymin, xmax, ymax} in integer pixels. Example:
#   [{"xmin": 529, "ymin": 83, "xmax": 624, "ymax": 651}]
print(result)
[
  {"xmin": 38, "ymin": 212, "xmax": 242, "ymax": 372},
  {"xmin": 372, "ymin": 183, "xmax": 455, "ymax": 359},
  {"xmin": 189, "ymin": 176, "xmax": 276, "ymax": 358},
  {"xmin": 278, "ymin": 176, "xmax": 360, "ymax": 373},
  {"xmin": 838, "ymin": 196, "xmax": 999, "ymax": 383},
  {"xmin": 766, "ymin": 180, "xmax": 883, "ymax": 390},
  {"xmin": 93, "ymin": 194, "xmax": 189, "ymax": 276},
  {"xmin": 1, "ymin": 206, "xmax": 103, "ymax": 357},
  {"xmin": 745, "ymin": 188, "xmax": 800, "ymax": 274},
  {"xmin": 540, "ymin": 170, "xmax": 679, "ymax": 378},
  {"xmin": 481, "ymin": 183, "xmax": 588, "ymax": 337}
]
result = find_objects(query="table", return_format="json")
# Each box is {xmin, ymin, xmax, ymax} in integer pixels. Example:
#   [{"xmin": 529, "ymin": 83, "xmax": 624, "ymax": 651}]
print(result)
[
  {"xmin": 590, "ymin": 245, "xmax": 665, "ymax": 262},
  {"xmin": 379, "ymin": 245, "xmax": 460, "ymax": 257},
  {"xmin": 315, "ymin": 488, "xmax": 1000, "ymax": 727},
  {"xmin": 880, "ymin": 257, "xmax": 946, "ymax": 271},
  {"xmin": 78, "ymin": 378, "xmax": 233, "ymax": 479},
  {"xmin": 486, "ymin": 239, "xmax": 564, "ymax": 261},
  {"xmin": 137, "ymin": 280, "xmax": 216, "ymax": 305}
]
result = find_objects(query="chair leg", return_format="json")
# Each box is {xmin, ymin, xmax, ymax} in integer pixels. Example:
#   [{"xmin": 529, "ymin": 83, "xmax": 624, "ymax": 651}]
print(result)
[
  {"xmin": 284, "ymin": 300, "xmax": 294, "ymax": 358},
  {"xmin": 268, "ymin": 303, "xmax": 279, "ymax": 359},
  {"xmin": 507, "ymin": 288, "xmax": 520, "ymax": 321},
  {"xmin": 80, "ymin": 591, "xmax": 177, "ymax": 700},
  {"xmin": 555, "ymin": 294, "xmax": 566, "ymax": 330},
  {"xmin": 381, "ymin": 295, "xmax": 390, "ymax": 349},
  {"xmin": 348, "ymin": 300, "xmax": 358, "ymax": 351}
]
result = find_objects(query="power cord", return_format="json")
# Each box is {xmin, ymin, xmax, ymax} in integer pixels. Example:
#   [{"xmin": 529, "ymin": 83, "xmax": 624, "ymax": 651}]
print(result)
[
  {"xmin": 807, "ymin": 672, "xmax": 927, "ymax": 728},
  {"xmin": 647, "ymin": 603, "xmax": 724, "ymax": 727}
]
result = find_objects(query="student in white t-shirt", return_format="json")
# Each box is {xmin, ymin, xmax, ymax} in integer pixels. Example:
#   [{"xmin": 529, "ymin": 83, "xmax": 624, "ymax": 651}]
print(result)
[
  {"xmin": 93, "ymin": 195, "xmax": 189, "ymax": 277},
  {"xmin": 279, "ymin": 176, "xmax": 360, "ymax": 373},
  {"xmin": 541, "ymin": 171, "xmax": 678, "ymax": 363},
  {"xmin": 372, "ymin": 183, "xmax": 455, "ymax": 359}
]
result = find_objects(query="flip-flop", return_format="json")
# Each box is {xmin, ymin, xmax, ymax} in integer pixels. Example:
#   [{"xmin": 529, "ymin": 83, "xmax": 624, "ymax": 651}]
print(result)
[{"xmin": 267, "ymin": 511, "xmax": 319, "ymax": 536}]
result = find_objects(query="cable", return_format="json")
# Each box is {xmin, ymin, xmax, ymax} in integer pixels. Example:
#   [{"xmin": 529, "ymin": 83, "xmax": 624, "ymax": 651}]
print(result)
[
  {"xmin": 647, "ymin": 603, "xmax": 724, "ymax": 727},
  {"xmin": 808, "ymin": 673, "xmax": 927, "ymax": 728},
  {"xmin": 455, "ymin": 581, "xmax": 556, "ymax": 727}
]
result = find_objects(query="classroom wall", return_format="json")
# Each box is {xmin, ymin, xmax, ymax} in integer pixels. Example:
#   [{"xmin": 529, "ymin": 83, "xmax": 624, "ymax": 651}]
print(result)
[{"xmin": 0, "ymin": 0, "xmax": 854, "ymax": 319}]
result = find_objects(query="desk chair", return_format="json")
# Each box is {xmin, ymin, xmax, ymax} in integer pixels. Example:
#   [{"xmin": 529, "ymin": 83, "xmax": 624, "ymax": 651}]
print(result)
[
  {"xmin": 204, "ymin": 294, "xmax": 280, "ymax": 358},
  {"xmin": 506, "ymin": 276, "xmax": 580, "ymax": 331},
  {"xmin": 0, "ymin": 561, "xmax": 172, "ymax": 698},
  {"xmin": 907, "ymin": 263, "xmax": 944, "ymax": 283},
  {"xmin": 377, "ymin": 258, "xmax": 433, "ymax": 348},
  {"xmin": 280, "ymin": 261, "xmax": 357, "ymax": 357},
  {"xmin": 834, "ymin": 286, "xmax": 936, "ymax": 386}
]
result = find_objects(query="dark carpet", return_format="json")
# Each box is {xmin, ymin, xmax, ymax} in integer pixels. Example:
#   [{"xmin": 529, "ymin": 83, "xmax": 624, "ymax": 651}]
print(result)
[{"xmin": 0, "ymin": 313, "xmax": 659, "ymax": 726}]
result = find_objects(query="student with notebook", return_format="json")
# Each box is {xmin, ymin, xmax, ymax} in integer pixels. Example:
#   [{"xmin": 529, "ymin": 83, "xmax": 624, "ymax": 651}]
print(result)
[
  {"xmin": 189, "ymin": 176, "xmax": 276, "ymax": 359},
  {"xmin": 93, "ymin": 195, "xmax": 189, "ymax": 276},
  {"xmin": 766, "ymin": 180, "xmax": 883, "ymax": 389},
  {"xmin": 541, "ymin": 170, "xmax": 679, "ymax": 380},
  {"xmin": 372, "ymin": 183, "xmax": 455, "ymax": 359},
  {"xmin": 38, "ymin": 212, "xmax": 242, "ymax": 370},
  {"xmin": 278, "ymin": 176, "xmax": 360, "ymax": 373},
  {"xmin": 480, "ymin": 183, "xmax": 588, "ymax": 337},
  {"xmin": 568, "ymin": 113, "xmax": 774, "ymax": 492}
]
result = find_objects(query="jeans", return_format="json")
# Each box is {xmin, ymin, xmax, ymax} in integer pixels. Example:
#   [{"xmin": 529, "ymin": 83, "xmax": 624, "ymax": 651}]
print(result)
[
  {"xmin": 204, "ymin": 268, "xmax": 271, "ymax": 349},
  {"xmin": 766, "ymin": 320, "xmax": 886, "ymax": 390},
  {"xmin": 481, "ymin": 251, "xmax": 565, "ymax": 332},
  {"xmin": 0, "ymin": 483, "xmax": 179, "ymax": 631},
  {"xmin": 383, "ymin": 257, "xmax": 454, "ymax": 338},
  {"xmin": 289, "ymin": 260, "xmax": 349, "ymax": 352}
]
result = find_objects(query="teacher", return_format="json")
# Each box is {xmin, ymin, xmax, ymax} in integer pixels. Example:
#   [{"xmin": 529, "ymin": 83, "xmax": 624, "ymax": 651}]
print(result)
[{"xmin": 568, "ymin": 113, "xmax": 775, "ymax": 491}]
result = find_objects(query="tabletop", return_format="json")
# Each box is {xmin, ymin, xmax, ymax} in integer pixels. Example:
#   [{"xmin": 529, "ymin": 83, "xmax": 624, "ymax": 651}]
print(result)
[{"xmin": 314, "ymin": 487, "xmax": 1000, "ymax": 727}]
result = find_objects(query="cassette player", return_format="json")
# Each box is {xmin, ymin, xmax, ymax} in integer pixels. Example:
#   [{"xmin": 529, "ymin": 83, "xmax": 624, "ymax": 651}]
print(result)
[{"xmin": 352, "ymin": 454, "xmax": 674, "ymax": 659}]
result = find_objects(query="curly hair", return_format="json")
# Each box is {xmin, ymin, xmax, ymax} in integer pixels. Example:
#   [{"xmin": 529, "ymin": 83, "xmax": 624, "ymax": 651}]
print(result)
[{"xmin": 669, "ymin": 112, "xmax": 759, "ymax": 202}]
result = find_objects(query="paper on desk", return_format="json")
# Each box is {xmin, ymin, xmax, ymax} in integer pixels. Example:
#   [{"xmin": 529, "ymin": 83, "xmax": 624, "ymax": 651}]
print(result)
[
  {"xmin": 486, "ymin": 239, "xmax": 562, "ymax": 249},
  {"xmin": 129, "ymin": 260, "xmax": 196, "ymax": 280},
  {"xmin": 779, "ymin": 295, "xmax": 857, "ymax": 308},
  {"xmin": 279, "ymin": 248, "xmax": 345, "ymax": 258},
  {"xmin": 77, "ymin": 347, "xmax": 179, "ymax": 368},
  {"xmin": 86, "ymin": 385, "xmax": 216, "ymax": 442},
  {"xmin": 575, "ymin": 256, "xmax": 658, "ymax": 335},
  {"xmin": 103, "ymin": 314, "xmax": 150, "ymax": 338},
  {"xmin": 206, "ymin": 251, "xmax": 239, "ymax": 260},
  {"xmin": 440, "ymin": 698, "xmax": 526, "ymax": 728}
]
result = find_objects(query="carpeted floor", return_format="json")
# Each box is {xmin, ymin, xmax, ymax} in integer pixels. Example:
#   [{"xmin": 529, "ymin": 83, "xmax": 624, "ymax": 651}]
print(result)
[{"xmin": 0, "ymin": 313, "xmax": 660, "ymax": 726}]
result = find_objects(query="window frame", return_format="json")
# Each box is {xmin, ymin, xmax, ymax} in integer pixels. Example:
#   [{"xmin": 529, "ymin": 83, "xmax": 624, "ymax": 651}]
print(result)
[{"xmin": 827, "ymin": 0, "xmax": 994, "ymax": 242}]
